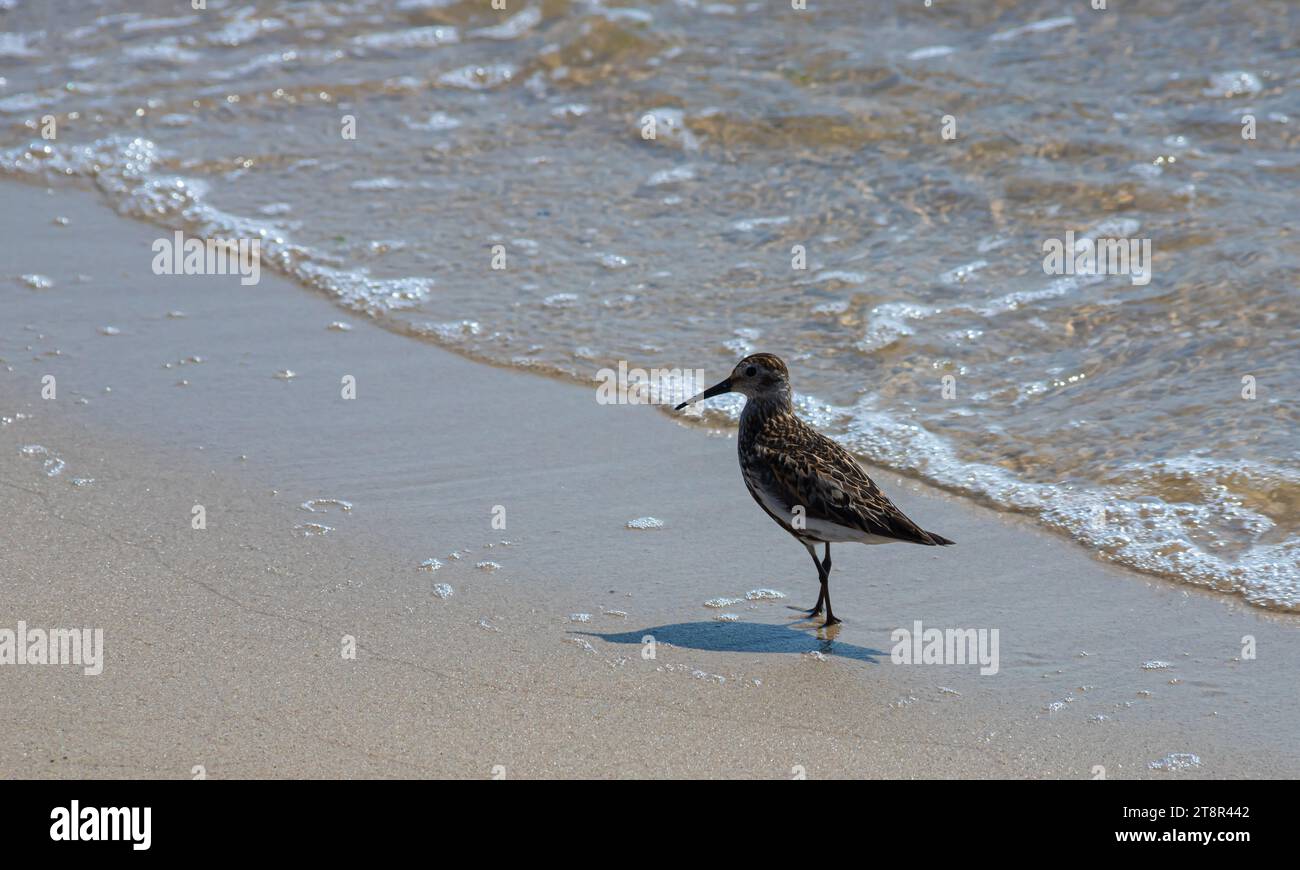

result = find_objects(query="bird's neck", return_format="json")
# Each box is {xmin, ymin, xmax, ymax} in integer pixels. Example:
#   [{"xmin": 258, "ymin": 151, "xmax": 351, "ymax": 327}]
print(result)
[{"xmin": 739, "ymin": 390, "xmax": 794, "ymax": 440}]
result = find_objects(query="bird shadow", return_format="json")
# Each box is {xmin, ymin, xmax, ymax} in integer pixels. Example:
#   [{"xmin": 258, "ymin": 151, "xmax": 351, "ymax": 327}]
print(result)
[{"xmin": 575, "ymin": 620, "xmax": 885, "ymax": 663}]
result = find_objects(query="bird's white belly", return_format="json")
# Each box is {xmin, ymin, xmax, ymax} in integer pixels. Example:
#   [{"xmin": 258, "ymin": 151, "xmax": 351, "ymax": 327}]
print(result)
[
  {"xmin": 752, "ymin": 481, "xmax": 898, "ymax": 545},
  {"xmin": 803, "ymin": 516, "xmax": 899, "ymax": 545}
]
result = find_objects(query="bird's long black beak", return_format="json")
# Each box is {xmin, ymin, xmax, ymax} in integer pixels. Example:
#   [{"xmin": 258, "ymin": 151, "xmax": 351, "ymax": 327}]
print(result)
[{"xmin": 675, "ymin": 378, "xmax": 732, "ymax": 411}]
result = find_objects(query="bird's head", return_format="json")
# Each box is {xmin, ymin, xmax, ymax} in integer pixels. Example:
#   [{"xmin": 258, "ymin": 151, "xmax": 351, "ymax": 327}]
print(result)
[{"xmin": 675, "ymin": 352, "xmax": 791, "ymax": 410}]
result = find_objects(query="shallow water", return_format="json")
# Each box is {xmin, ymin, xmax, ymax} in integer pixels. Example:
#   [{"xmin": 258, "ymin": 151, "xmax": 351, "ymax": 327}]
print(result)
[{"xmin": 2, "ymin": 0, "xmax": 1297, "ymax": 606}]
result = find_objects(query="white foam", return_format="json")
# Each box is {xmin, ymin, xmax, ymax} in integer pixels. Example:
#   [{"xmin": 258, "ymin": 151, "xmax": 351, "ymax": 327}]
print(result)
[
  {"xmin": 350, "ymin": 26, "xmax": 458, "ymax": 53},
  {"xmin": 638, "ymin": 107, "xmax": 699, "ymax": 151},
  {"xmin": 299, "ymin": 498, "xmax": 353, "ymax": 513},
  {"xmin": 646, "ymin": 165, "xmax": 695, "ymax": 186},
  {"xmin": 856, "ymin": 303, "xmax": 938, "ymax": 352},
  {"xmin": 1149, "ymin": 752, "xmax": 1201, "ymax": 772},
  {"xmin": 0, "ymin": 136, "xmax": 439, "ymax": 326},
  {"xmin": 18, "ymin": 274, "xmax": 53, "ymax": 289},
  {"xmin": 1205, "ymin": 71, "xmax": 1262, "ymax": 98},
  {"xmin": 625, "ymin": 517, "xmax": 664, "ymax": 530},
  {"xmin": 0, "ymin": 32, "xmax": 43, "ymax": 59},
  {"xmin": 703, "ymin": 597, "xmax": 742, "ymax": 608},
  {"xmin": 437, "ymin": 63, "xmax": 517, "ymax": 90},
  {"xmin": 687, "ymin": 384, "xmax": 1300, "ymax": 610}
]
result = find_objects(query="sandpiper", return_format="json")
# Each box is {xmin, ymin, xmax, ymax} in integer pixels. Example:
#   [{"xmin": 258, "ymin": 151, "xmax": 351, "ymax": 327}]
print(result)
[{"xmin": 676, "ymin": 352, "xmax": 953, "ymax": 625}]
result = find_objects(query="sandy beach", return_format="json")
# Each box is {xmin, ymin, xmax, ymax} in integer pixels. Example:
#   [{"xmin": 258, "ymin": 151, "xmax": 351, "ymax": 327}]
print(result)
[{"xmin": 3, "ymin": 179, "xmax": 1298, "ymax": 779}]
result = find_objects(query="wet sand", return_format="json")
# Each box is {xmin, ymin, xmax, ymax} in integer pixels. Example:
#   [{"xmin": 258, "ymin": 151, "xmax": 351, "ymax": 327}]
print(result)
[{"xmin": 3, "ymin": 179, "xmax": 1299, "ymax": 778}]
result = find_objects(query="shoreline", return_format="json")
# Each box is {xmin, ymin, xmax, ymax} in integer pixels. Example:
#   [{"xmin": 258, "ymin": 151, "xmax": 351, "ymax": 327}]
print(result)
[
  {"xmin": 3, "ymin": 178, "xmax": 1299, "ymax": 778},
  {"xmin": 3, "ymin": 154, "xmax": 1287, "ymax": 612}
]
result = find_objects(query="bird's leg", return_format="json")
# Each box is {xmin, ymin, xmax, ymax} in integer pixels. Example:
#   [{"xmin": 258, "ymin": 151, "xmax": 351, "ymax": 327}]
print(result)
[
  {"xmin": 801, "ymin": 542, "xmax": 826, "ymax": 615},
  {"xmin": 822, "ymin": 544, "xmax": 842, "ymax": 626},
  {"xmin": 823, "ymin": 591, "xmax": 841, "ymax": 626}
]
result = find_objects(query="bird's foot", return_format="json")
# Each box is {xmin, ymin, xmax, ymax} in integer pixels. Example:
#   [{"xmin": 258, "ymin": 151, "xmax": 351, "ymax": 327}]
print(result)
[
  {"xmin": 823, "ymin": 614, "xmax": 843, "ymax": 627},
  {"xmin": 786, "ymin": 604, "xmax": 823, "ymax": 617}
]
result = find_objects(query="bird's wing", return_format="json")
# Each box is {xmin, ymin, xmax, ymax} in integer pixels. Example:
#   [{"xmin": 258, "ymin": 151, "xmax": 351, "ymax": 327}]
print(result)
[{"xmin": 749, "ymin": 416, "xmax": 942, "ymax": 545}]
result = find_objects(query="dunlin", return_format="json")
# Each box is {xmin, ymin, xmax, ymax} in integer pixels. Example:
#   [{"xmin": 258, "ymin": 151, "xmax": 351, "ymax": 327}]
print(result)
[{"xmin": 676, "ymin": 353, "xmax": 953, "ymax": 625}]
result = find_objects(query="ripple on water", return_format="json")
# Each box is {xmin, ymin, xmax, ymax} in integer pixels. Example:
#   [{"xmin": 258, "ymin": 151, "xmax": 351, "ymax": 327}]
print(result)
[
  {"xmin": 349, "ymin": 26, "xmax": 458, "ymax": 54},
  {"xmin": 472, "ymin": 6, "xmax": 541, "ymax": 41},
  {"xmin": 299, "ymin": 498, "xmax": 353, "ymax": 513},
  {"xmin": 905, "ymin": 45, "xmax": 955, "ymax": 61},
  {"xmin": 350, "ymin": 177, "xmax": 404, "ymax": 191},
  {"xmin": 939, "ymin": 260, "xmax": 988, "ymax": 285},
  {"xmin": 636, "ymin": 107, "xmax": 698, "ymax": 151},
  {"xmin": 2, "ymin": 2, "xmax": 1293, "ymax": 617},
  {"xmin": 1204, "ymin": 70, "xmax": 1262, "ymax": 98},
  {"xmin": 988, "ymin": 16, "xmax": 1075, "ymax": 43}
]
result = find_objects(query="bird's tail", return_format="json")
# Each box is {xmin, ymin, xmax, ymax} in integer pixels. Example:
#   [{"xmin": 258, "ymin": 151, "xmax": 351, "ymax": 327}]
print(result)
[{"xmin": 924, "ymin": 530, "xmax": 955, "ymax": 546}]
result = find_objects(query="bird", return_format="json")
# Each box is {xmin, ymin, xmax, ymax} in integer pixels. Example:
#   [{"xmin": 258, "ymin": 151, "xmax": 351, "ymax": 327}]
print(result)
[{"xmin": 675, "ymin": 352, "xmax": 953, "ymax": 625}]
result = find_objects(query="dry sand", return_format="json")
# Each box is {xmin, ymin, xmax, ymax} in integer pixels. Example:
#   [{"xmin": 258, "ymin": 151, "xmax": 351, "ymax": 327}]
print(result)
[{"xmin": 3, "ymin": 180, "xmax": 1298, "ymax": 778}]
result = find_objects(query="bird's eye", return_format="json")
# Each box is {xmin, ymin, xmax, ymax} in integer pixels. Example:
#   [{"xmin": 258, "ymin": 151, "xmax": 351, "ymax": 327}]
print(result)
[{"xmin": 744, "ymin": 366, "xmax": 757, "ymax": 377}]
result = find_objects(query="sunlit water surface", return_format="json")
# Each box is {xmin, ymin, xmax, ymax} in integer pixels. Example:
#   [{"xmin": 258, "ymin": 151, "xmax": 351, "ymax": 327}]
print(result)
[{"xmin": 2, "ymin": 0, "xmax": 1297, "ymax": 606}]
